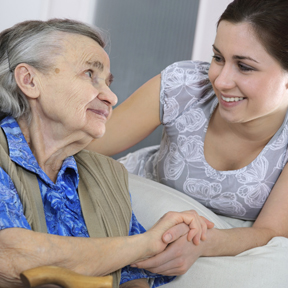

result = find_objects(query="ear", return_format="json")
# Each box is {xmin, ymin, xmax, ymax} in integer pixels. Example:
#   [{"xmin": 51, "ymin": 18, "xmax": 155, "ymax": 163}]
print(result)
[
  {"xmin": 284, "ymin": 71, "xmax": 288, "ymax": 89},
  {"xmin": 14, "ymin": 64, "xmax": 40, "ymax": 99}
]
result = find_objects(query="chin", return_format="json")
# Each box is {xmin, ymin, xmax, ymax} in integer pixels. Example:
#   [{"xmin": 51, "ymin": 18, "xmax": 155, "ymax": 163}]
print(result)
[
  {"xmin": 85, "ymin": 122, "xmax": 106, "ymax": 139},
  {"xmin": 219, "ymin": 109, "xmax": 243, "ymax": 123},
  {"xmin": 92, "ymin": 129, "xmax": 106, "ymax": 139}
]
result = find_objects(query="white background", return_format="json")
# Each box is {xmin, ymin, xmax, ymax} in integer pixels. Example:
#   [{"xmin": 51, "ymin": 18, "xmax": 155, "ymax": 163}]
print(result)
[
  {"xmin": 0, "ymin": 0, "xmax": 97, "ymax": 31},
  {"xmin": 0, "ymin": 0, "xmax": 232, "ymax": 62},
  {"xmin": 192, "ymin": 0, "xmax": 233, "ymax": 61}
]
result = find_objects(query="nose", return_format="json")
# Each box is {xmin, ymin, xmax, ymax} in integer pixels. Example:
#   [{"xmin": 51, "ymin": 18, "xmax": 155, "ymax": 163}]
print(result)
[
  {"xmin": 213, "ymin": 64, "xmax": 236, "ymax": 91},
  {"xmin": 98, "ymin": 86, "xmax": 118, "ymax": 107}
]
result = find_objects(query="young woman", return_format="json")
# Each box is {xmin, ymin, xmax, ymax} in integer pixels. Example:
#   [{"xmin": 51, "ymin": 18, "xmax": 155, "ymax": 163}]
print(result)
[{"xmin": 88, "ymin": 0, "xmax": 288, "ymax": 286}]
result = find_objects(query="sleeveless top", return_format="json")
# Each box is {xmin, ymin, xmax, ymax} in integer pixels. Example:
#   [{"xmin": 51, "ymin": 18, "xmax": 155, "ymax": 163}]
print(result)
[{"xmin": 119, "ymin": 61, "xmax": 288, "ymax": 221}]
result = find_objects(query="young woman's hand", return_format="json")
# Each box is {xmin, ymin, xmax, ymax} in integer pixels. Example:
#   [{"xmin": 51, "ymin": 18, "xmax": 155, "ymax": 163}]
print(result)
[
  {"xmin": 131, "ymin": 210, "xmax": 214, "ymax": 275},
  {"xmin": 131, "ymin": 233, "xmax": 204, "ymax": 276}
]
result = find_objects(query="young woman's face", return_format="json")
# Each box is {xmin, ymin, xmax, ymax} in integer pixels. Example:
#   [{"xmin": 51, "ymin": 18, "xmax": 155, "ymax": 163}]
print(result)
[{"xmin": 208, "ymin": 20, "xmax": 288, "ymax": 125}]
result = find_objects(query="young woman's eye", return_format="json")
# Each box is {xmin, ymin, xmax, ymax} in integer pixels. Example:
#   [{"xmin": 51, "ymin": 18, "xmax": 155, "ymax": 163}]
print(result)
[
  {"xmin": 212, "ymin": 55, "xmax": 223, "ymax": 63},
  {"xmin": 238, "ymin": 63, "xmax": 254, "ymax": 72}
]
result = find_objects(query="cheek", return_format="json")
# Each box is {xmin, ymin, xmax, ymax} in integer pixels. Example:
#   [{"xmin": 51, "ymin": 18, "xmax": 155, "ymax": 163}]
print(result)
[
  {"xmin": 208, "ymin": 66, "xmax": 215, "ymax": 83},
  {"xmin": 68, "ymin": 89, "xmax": 101, "ymax": 127},
  {"xmin": 208, "ymin": 63, "xmax": 220, "ymax": 86},
  {"xmin": 240, "ymin": 78, "xmax": 257, "ymax": 94},
  {"xmin": 66, "ymin": 85, "xmax": 91, "ymax": 112},
  {"xmin": 244, "ymin": 77, "xmax": 277, "ymax": 101}
]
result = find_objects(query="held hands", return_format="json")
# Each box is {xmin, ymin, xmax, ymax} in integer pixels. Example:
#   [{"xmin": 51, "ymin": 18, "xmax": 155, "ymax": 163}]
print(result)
[
  {"xmin": 133, "ymin": 210, "xmax": 214, "ymax": 273},
  {"xmin": 162, "ymin": 210, "xmax": 214, "ymax": 246},
  {"xmin": 132, "ymin": 233, "xmax": 204, "ymax": 276}
]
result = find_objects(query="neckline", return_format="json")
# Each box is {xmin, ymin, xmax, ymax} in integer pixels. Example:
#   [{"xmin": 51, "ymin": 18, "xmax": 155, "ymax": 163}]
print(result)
[{"xmin": 1, "ymin": 116, "xmax": 78, "ymax": 186}]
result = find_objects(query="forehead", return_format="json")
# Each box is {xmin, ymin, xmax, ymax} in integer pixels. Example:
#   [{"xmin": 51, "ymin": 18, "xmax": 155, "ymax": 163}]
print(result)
[
  {"xmin": 214, "ymin": 21, "xmax": 285, "ymax": 72},
  {"xmin": 215, "ymin": 21, "xmax": 263, "ymax": 51},
  {"xmin": 59, "ymin": 33, "xmax": 110, "ymax": 71}
]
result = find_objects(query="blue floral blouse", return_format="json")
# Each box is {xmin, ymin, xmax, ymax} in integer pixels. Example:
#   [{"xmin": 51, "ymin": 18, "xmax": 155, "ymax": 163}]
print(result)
[{"xmin": 0, "ymin": 116, "xmax": 174, "ymax": 287}]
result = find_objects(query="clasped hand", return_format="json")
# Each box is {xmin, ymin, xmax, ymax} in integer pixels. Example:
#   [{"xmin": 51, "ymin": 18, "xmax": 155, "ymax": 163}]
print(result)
[{"xmin": 132, "ymin": 210, "xmax": 214, "ymax": 275}]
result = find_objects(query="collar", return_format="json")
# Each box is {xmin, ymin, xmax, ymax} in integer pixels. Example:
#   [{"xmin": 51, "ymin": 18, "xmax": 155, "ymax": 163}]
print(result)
[{"xmin": 0, "ymin": 116, "xmax": 79, "ymax": 187}]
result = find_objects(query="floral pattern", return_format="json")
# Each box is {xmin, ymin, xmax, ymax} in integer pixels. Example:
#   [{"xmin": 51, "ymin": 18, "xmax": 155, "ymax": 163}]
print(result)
[
  {"xmin": 119, "ymin": 61, "xmax": 288, "ymax": 221},
  {"xmin": 0, "ymin": 116, "xmax": 174, "ymax": 287}
]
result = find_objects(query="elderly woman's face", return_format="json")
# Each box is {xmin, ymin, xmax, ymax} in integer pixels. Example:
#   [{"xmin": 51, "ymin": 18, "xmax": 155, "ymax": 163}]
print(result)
[{"xmin": 35, "ymin": 33, "xmax": 117, "ymax": 140}]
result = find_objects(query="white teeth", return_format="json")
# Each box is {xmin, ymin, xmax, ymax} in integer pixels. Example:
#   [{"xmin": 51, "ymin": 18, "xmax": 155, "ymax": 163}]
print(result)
[{"xmin": 221, "ymin": 95, "xmax": 244, "ymax": 102}]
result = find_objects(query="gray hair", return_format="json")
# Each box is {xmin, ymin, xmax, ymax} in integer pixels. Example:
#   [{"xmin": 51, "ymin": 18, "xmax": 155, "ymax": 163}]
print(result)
[{"xmin": 0, "ymin": 19, "xmax": 106, "ymax": 119}]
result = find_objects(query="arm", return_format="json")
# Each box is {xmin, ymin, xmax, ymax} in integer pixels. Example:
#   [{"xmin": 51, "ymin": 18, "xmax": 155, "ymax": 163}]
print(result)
[
  {"xmin": 86, "ymin": 74, "xmax": 161, "ymax": 156},
  {"xmin": 133, "ymin": 164, "xmax": 288, "ymax": 275},
  {"xmin": 0, "ymin": 210, "xmax": 204, "ymax": 287},
  {"xmin": 205, "ymin": 161, "xmax": 288, "ymax": 255}
]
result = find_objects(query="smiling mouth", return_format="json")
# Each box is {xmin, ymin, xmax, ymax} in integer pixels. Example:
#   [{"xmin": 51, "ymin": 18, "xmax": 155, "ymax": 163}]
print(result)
[
  {"xmin": 88, "ymin": 109, "xmax": 109, "ymax": 118},
  {"xmin": 221, "ymin": 95, "xmax": 245, "ymax": 102}
]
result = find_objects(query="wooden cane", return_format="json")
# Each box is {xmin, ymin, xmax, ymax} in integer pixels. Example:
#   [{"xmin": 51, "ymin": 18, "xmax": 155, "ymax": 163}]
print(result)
[{"xmin": 20, "ymin": 266, "xmax": 113, "ymax": 288}]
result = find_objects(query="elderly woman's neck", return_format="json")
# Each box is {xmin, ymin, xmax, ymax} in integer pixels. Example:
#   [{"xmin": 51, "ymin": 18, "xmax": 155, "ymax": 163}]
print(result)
[{"xmin": 17, "ymin": 116, "xmax": 90, "ymax": 183}]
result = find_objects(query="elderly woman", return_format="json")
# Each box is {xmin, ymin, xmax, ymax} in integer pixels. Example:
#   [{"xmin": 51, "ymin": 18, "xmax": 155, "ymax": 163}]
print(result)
[{"xmin": 0, "ymin": 19, "xmax": 213, "ymax": 288}]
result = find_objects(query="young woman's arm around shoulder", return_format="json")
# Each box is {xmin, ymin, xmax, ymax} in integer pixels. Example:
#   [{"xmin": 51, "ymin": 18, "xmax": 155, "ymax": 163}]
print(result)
[
  {"xmin": 132, "ymin": 164, "xmax": 288, "ymax": 275},
  {"xmin": 86, "ymin": 74, "xmax": 162, "ymax": 156}
]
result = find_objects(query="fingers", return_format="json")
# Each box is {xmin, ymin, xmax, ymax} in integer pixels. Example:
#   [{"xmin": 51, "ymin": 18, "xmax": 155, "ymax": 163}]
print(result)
[
  {"xmin": 131, "ymin": 249, "xmax": 171, "ymax": 271},
  {"xmin": 187, "ymin": 213, "xmax": 215, "ymax": 244},
  {"xmin": 159, "ymin": 210, "xmax": 200, "ymax": 243},
  {"xmin": 133, "ymin": 253, "xmax": 185, "ymax": 276},
  {"xmin": 132, "ymin": 235, "xmax": 197, "ymax": 276},
  {"xmin": 192, "ymin": 231, "xmax": 201, "ymax": 246},
  {"xmin": 186, "ymin": 210, "xmax": 205, "ymax": 243},
  {"xmin": 156, "ymin": 210, "xmax": 214, "ymax": 245},
  {"xmin": 131, "ymin": 243, "xmax": 180, "ymax": 275},
  {"xmin": 199, "ymin": 216, "xmax": 208, "ymax": 242},
  {"xmin": 202, "ymin": 216, "xmax": 215, "ymax": 229},
  {"xmin": 162, "ymin": 223, "xmax": 189, "ymax": 244}
]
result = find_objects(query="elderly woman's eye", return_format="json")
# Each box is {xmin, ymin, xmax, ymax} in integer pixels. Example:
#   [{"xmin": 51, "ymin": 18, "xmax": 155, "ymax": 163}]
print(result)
[{"xmin": 85, "ymin": 70, "xmax": 93, "ymax": 78}]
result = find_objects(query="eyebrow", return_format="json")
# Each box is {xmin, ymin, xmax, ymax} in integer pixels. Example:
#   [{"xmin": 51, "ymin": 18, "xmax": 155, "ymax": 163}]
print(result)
[
  {"xmin": 212, "ymin": 45, "xmax": 259, "ymax": 63},
  {"xmin": 85, "ymin": 60, "xmax": 104, "ymax": 71}
]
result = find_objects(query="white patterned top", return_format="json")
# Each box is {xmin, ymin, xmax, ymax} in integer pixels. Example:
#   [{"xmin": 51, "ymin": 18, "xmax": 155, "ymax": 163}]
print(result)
[{"xmin": 119, "ymin": 61, "xmax": 288, "ymax": 220}]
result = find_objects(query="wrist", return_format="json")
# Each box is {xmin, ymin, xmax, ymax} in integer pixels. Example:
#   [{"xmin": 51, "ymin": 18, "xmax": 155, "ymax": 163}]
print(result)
[
  {"xmin": 141, "ymin": 228, "xmax": 170, "ymax": 259},
  {"xmin": 201, "ymin": 228, "xmax": 222, "ymax": 257},
  {"xmin": 136, "ymin": 232, "xmax": 158, "ymax": 260}
]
